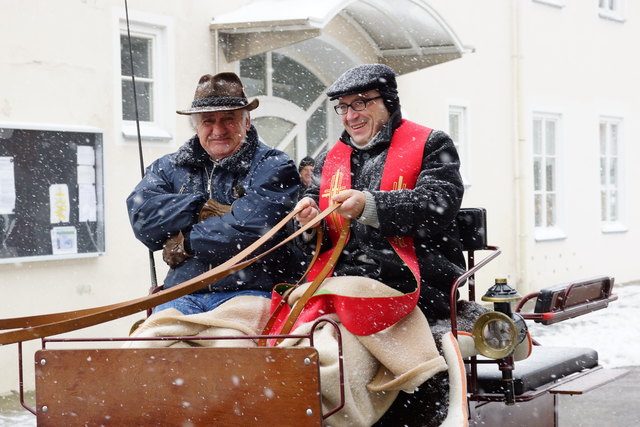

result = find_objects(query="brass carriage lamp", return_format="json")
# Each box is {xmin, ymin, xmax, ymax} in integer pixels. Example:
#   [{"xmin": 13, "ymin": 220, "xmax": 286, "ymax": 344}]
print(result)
[
  {"xmin": 473, "ymin": 278, "xmax": 528, "ymax": 359},
  {"xmin": 472, "ymin": 278, "xmax": 528, "ymax": 404}
]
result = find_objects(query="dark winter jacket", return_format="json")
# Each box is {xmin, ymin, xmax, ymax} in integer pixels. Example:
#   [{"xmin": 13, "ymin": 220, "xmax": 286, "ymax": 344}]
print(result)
[
  {"xmin": 127, "ymin": 125, "xmax": 300, "ymax": 293},
  {"xmin": 304, "ymin": 111, "xmax": 465, "ymax": 321}
]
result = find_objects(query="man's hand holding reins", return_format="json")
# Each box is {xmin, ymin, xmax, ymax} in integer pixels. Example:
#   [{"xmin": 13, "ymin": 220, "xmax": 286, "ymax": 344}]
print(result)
[
  {"xmin": 333, "ymin": 190, "xmax": 365, "ymax": 219},
  {"xmin": 295, "ymin": 197, "xmax": 320, "ymax": 227},
  {"xmin": 295, "ymin": 190, "xmax": 366, "ymax": 226}
]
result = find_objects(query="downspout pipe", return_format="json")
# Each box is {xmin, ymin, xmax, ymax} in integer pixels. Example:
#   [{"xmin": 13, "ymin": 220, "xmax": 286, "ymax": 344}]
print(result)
[{"xmin": 512, "ymin": 0, "xmax": 530, "ymax": 293}]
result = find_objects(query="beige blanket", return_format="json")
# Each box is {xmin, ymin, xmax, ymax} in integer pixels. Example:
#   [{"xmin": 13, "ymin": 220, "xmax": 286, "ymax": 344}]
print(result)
[{"xmin": 128, "ymin": 277, "xmax": 448, "ymax": 426}]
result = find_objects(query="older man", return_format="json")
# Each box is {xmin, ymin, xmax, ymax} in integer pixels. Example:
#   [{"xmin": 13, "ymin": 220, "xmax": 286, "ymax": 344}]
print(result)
[
  {"xmin": 297, "ymin": 63, "xmax": 465, "ymax": 324},
  {"xmin": 127, "ymin": 72, "xmax": 299, "ymax": 315}
]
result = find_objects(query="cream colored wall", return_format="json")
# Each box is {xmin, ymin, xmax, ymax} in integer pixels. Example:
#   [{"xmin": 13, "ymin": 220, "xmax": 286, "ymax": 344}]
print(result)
[
  {"xmin": 520, "ymin": 1, "xmax": 640, "ymax": 290},
  {"xmin": 0, "ymin": 0, "xmax": 225, "ymax": 394},
  {"xmin": 400, "ymin": 1, "xmax": 520, "ymax": 295},
  {"xmin": 532, "ymin": 1, "xmax": 638, "ymax": 288},
  {"xmin": 416, "ymin": 0, "xmax": 640, "ymax": 295}
]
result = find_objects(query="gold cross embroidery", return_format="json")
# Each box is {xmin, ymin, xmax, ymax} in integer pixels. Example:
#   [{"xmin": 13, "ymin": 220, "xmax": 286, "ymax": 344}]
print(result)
[
  {"xmin": 321, "ymin": 169, "xmax": 347, "ymax": 203},
  {"xmin": 321, "ymin": 169, "xmax": 347, "ymax": 231},
  {"xmin": 392, "ymin": 175, "xmax": 407, "ymax": 191},
  {"xmin": 391, "ymin": 175, "xmax": 407, "ymax": 247}
]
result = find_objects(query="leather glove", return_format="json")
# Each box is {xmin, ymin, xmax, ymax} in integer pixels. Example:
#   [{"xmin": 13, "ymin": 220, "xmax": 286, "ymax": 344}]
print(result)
[
  {"xmin": 162, "ymin": 231, "xmax": 192, "ymax": 268},
  {"xmin": 198, "ymin": 199, "xmax": 232, "ymax": 222}
]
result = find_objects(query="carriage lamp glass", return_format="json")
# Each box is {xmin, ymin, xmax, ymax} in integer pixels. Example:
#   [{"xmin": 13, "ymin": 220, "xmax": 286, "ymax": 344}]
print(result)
[
  {"xmin": 473, "ymin": 311, "xmax": 527, "ymax": 359},
  {"xmin": 473, "ymin": 278, "xmax": 528, "ymax": 359}
]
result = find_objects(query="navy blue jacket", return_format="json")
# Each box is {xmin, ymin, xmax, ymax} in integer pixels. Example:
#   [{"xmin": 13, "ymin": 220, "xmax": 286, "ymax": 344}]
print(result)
[{"xmin": 127, "ymin": 125, "xmax": 300, "ymax": 292}]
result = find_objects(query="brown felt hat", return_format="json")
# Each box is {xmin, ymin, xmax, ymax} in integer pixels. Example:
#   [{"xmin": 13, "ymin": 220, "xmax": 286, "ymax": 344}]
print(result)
[{"xmin": 176, "ymin": 72, "xmax": 259, "ymax": 115}]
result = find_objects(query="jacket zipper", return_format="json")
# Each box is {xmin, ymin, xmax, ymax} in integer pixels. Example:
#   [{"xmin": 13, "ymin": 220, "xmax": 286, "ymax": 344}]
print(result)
[
  {"xmin": 206, "ymin": 163, "xmax": 217, "ymax": 272},
  {"xmin": 207, "ymin": 163, "xmax": 216, "ymax": 199}
]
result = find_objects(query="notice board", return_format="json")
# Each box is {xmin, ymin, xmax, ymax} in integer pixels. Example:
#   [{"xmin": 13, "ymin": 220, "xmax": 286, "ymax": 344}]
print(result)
[{"xmin": 0, "ymin": 125, "xmax": 104, "ymax": 263}]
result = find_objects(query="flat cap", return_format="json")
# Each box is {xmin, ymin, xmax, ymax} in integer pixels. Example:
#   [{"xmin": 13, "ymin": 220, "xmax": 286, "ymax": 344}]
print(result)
[{"xmin": 326, "ymin": 64, "xmax": 397, "ymax": 100}]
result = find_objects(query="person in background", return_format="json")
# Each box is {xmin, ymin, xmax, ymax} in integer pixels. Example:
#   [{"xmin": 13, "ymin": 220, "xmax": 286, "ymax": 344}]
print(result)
[
  {"xmin": 298, "ymin": 156, "xmax": 315, "ymax": 189},
  {"xmin": 127, "ymin": 72, "xmax": 299, "ymax": 315}
]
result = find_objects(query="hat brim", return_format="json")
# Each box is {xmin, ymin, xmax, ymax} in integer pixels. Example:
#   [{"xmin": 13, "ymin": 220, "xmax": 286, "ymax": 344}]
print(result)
[{"xmin": 176, "ymin": 98, "xmax": 259, "ymax": 115}]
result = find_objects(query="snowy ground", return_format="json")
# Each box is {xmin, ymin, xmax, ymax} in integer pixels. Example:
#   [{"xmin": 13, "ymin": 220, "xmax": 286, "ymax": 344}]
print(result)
[
  {"xmin": 0, "ymin": 399, "xmax": 34, "ymax": 427},
  {"xmin": 1, "ymin": 282, "xmax": 638, "ymax": 426}
]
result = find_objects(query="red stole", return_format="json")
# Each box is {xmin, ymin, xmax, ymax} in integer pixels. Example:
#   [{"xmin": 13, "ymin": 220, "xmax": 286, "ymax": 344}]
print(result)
[{"xmin": 271, "ymin": 119, "xmax": 432, "ymax": 336}]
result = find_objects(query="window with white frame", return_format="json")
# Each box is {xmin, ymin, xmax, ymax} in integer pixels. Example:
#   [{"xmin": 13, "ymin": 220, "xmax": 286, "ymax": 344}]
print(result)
[
  {"xmin": 599, "ymin": 0, "xmax": 626, "ymax": 22},
  {"xmin": 599, "ymin": 117, "xmax": 623, "ymax": 229},
  {"xmin": 448, "ymin": 105, "xmax": 470, "ymax": 186},
  {"xmin": 533, "ymin": 114, "xmax": 562, "ymax": 234},
  {"xmin": 120, "ymin": 34, "xmax": 153, "ymax": 122},
  {"xmin": 240, "ymin": 52, "xmax": 340, "ymax": 163},
  {"xmin": 117, "ymin": 12, "xmax": 173, "ymax": 142}
]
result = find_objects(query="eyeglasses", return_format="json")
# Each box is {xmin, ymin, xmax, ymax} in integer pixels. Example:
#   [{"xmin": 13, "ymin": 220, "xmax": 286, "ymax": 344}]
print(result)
[{"xmin": 333, "ymin": 96, "xmax": 383, "ymax": 115}]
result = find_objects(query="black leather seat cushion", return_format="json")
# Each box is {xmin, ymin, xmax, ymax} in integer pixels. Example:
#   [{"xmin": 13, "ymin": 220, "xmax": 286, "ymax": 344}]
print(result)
[{"xmin": 475, "ymin": 346, "xmax": 598, "ymax": 395}]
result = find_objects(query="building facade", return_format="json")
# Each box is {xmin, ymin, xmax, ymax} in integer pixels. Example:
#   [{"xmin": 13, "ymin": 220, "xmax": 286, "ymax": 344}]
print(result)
[{"xmin": 1, "ymin": 0, "xmax": 638, "ymax": 394}]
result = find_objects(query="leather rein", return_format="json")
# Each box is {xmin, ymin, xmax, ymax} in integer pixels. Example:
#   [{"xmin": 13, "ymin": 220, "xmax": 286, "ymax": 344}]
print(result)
[{"xmin": 0, "ymin": 204, "xmax": 341, "ymax": 346}]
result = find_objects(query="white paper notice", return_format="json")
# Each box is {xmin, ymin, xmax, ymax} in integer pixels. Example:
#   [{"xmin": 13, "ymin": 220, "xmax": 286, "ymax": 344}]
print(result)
[
  {"xmin": 50, "ymin": 184, "xmax": 70, "ymax": 223},
  {"xmin": 77, "ymin": 145, "xmax": 95, "ymax": 166},
  {"xmin": 77, "ymin": 165, "xmax": 95, "ymax": 185},
  {"xmin": 51, "ymin": 226, "xmax": 78, "ymax": 255},
  {"xmin": 0, "ymin": 157, "xmax": 16, "ymax": 214},
  {"xmin": 79, "ymin": 184, "xmax": 97, "ymax": 222}
]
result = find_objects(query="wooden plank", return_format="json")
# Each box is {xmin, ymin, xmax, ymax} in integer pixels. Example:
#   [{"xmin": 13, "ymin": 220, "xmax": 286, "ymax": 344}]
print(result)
[
  {"xmin": 35, "ymin": 347, "xmax": 322, "ymax": 426},
  {"xmin": 550, "ymin": 368, "xmax": 628, "ymax": 395}
]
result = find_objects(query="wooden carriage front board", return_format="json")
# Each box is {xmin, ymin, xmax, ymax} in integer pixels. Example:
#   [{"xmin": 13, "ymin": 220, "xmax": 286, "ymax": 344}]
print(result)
[{"xmin": 34, "ymin": 347, "xmax": 322, "ymax": 426}]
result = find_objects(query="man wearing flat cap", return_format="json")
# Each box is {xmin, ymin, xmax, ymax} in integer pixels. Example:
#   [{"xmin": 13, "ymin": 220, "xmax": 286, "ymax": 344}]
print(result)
[
  {"xmin": 127, "ymin": 72, "xmax": 300, "ymax": 314},
  {"xmin": 297, "ymin": 63, "xmax": 465, "ymax": 321},
  {"xmin": 295, "ymin": 63, "xmax": 465, "ymax": 424}
]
